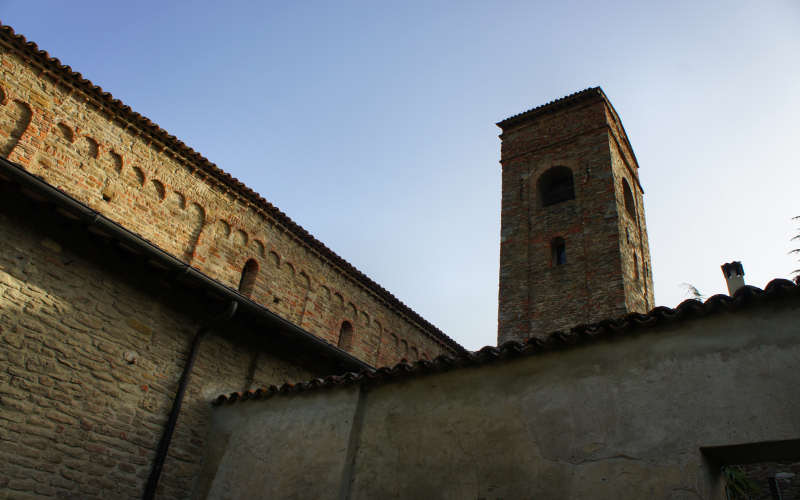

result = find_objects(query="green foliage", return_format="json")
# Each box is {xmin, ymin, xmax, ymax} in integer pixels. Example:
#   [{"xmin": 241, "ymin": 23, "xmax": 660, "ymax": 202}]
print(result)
[
  {"xmin": 680, "ymin": 282, "xmax": 705, "ymax": 301},
  {"xmin": 721, "ymin": 465, "xmax": 762, "ymax": 499}
]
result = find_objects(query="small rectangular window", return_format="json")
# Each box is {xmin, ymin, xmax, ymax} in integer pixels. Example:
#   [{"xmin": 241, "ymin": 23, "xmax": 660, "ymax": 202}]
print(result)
[{"xmin": 551, "ymin": 237, "xmax": 566, "ymax": 266}]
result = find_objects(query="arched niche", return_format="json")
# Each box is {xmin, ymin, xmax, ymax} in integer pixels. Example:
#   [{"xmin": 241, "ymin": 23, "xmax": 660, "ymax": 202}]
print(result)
[
  {"xmin": 238, "ymin": 259, "xmax": 259, "ymax": 298},
  {"xmin": 338, "ymin": 321, "xmax": 354, "ymax": 350}
]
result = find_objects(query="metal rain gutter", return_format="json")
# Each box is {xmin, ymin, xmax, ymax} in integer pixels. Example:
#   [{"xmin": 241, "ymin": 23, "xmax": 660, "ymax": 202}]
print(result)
[{"xmin": 0, "ymin": 156, "xmax": 372, "ymax": 373}]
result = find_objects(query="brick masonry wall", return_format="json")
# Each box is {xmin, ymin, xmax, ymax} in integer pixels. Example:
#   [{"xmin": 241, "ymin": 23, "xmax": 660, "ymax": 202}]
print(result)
[
  {"xmin": 0, "ymin": 43, "xmax": 454, "ymax": 368},
  {"xmin": 0, "ymin": 187, "xmax": 323, "ymax": 499},
  {"xmin": 497, "ymin": 95, "xmax": 654, "ymax": 344},
  {"xmin": 605, "ymin": 106, "xmax": 655, "ymax": 314}
]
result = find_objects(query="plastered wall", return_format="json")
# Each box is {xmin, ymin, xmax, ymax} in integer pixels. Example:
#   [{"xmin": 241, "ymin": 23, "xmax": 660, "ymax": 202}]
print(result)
[
  {"xmin": 203, "ymin": 295, "xmax": 800, "ymax": 499},
  {"xmin": 0, "ymin": 39, "xmax": 457, "ymax": 368}
]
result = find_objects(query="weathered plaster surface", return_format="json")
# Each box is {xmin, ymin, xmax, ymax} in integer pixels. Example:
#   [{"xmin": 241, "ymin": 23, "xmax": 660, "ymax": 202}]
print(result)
[
  {"xmin": 204, "ymin": 298, "xmax": 800, "ymax": 499},
  {"xmin": 198, "ymin": 387, "xmax": 360, "ymax": 500}
]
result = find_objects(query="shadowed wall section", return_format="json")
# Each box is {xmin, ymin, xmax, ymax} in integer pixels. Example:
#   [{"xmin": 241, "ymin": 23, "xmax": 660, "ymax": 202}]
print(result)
[
  {"xmin": 0, "ymin": 186, "xmax": 321, "ymax": 499},
  {"xmin": 202, "ymin": 289, "xmax": 800, "ymax": 499}
]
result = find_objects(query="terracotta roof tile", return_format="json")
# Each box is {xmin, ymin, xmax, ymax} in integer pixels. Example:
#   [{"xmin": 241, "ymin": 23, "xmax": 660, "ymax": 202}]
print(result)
[
  {"xmin": 497, "ymin": 87, "xmax": 605, "ymax": 129},
  {"xmin": 213, "ymin": 279, "xmax": 800, "ymax": 405},
  {"xmin": 0, "ymin": 23, "xmax": 464, "ymax": 354}
]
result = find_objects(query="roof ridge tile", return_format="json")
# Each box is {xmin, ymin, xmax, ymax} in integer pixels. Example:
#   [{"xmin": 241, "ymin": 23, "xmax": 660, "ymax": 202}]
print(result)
[
  {"xmin": 212, "ymin": 278, "xmax": 800, "ymax": 406},
  {"xmin": 497, "ymin": 87, "xmax": 604, "ymax": 128}
]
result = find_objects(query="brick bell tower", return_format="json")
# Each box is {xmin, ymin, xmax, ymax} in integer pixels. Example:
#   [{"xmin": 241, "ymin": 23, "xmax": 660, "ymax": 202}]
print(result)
[{"xmin": 496, "ymin": 87, "xmax": 654, "ymax": 345}]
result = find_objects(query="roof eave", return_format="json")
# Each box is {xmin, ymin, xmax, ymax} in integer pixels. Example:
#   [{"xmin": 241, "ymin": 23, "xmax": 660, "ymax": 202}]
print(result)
[
  {"xmin": 0, "ymin": 156, "xmax": 373, "ymax": 374},
  {"xmin": 0, "ymin": 23, "xmax": 465, "ymax": 355},
  {"xmin": 496, "ymin": 87, "xmax": 604, "ymax": 130}
]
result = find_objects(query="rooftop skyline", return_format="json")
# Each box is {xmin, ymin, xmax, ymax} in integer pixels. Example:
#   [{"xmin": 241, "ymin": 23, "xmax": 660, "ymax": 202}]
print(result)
[{"xmin": 3, "ymin": 0, "xmax": 798, "ymax": 349}]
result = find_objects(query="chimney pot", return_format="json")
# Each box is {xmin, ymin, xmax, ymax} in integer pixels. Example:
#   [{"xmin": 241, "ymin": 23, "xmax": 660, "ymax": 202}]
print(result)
[{"xmin": 721, "ymin": 261, "xmax": 745, "ymax": 295}]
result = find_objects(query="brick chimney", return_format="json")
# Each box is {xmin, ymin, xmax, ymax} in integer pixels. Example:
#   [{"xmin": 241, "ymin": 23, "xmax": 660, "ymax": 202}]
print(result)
[{"xmin": 721, "ymin": 261, "xmax": 745, "ymax": 295}]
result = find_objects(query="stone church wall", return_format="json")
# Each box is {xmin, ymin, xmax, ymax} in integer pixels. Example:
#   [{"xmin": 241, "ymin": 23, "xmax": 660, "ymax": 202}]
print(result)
[
  {"xmin": 0, "ymin": 34, "xmax": 458, "ymax": 370},
  {"xmin": 0, "ymin": 190, "xmax": 319, "ymax": 499},
  {"xmin": 203, "ymin": 292, "xmax": 800, "ymax": 499}
]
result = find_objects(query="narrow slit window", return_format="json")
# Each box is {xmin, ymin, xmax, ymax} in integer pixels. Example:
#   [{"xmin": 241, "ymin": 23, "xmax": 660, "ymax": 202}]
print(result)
[
  {"xmin": 238, "ymin": 259, "xmax": 259, "ymax": 298},
  {"xmin": 551, "ymin": 237, "xmax": 566, "ymax": 266},
  {"xmin": 622, "ymin": 178, "xmax": 636, "ymax": 218},
  {"xmin": 634, "ymin": 252, "xmax": 640, "ymax": 280}
]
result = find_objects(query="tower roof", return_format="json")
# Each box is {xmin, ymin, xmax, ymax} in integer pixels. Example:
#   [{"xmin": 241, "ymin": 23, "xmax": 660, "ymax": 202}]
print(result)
[
  {"xmin": 497, "ymin": 86, "xmax": 643, "ymax": 182},
  {"xmin": 497, "ymin": 87, "xmax": 606, "ymax": 129}
]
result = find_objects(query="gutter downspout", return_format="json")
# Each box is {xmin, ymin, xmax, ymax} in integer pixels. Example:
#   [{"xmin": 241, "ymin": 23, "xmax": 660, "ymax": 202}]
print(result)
[
  {"xmin": 0, "ymin": 157, "xmax": 374, "ymax": 495},
  {"xmin": 142, "ymin": 300, "xmax": 238, "ymax": 500}
]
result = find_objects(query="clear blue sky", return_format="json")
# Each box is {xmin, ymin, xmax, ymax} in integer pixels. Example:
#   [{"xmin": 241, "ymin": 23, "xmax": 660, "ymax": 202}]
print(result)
[{"xmin": 3, "ymin": 1, "xmax": 798, "ymax": 350}]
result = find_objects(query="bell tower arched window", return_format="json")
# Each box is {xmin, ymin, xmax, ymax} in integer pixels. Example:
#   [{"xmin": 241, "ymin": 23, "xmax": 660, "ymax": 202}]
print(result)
[
  {"xmin": 538, "ymin": 166, "xmax": 575, "ymax": 207},
  {"xmin": 238, "ymin": 259, "xmax": 259, "ymax": 298}
]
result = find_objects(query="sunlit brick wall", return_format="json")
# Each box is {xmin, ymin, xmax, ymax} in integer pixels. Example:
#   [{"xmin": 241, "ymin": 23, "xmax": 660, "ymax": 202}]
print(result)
[
  {"xmin": 0, "ymin": 189, "xmax": 316, "ymax": 499},
  {"xmin": 0, "ymin": 40, "xmax": 456, "ymax": 367}
]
